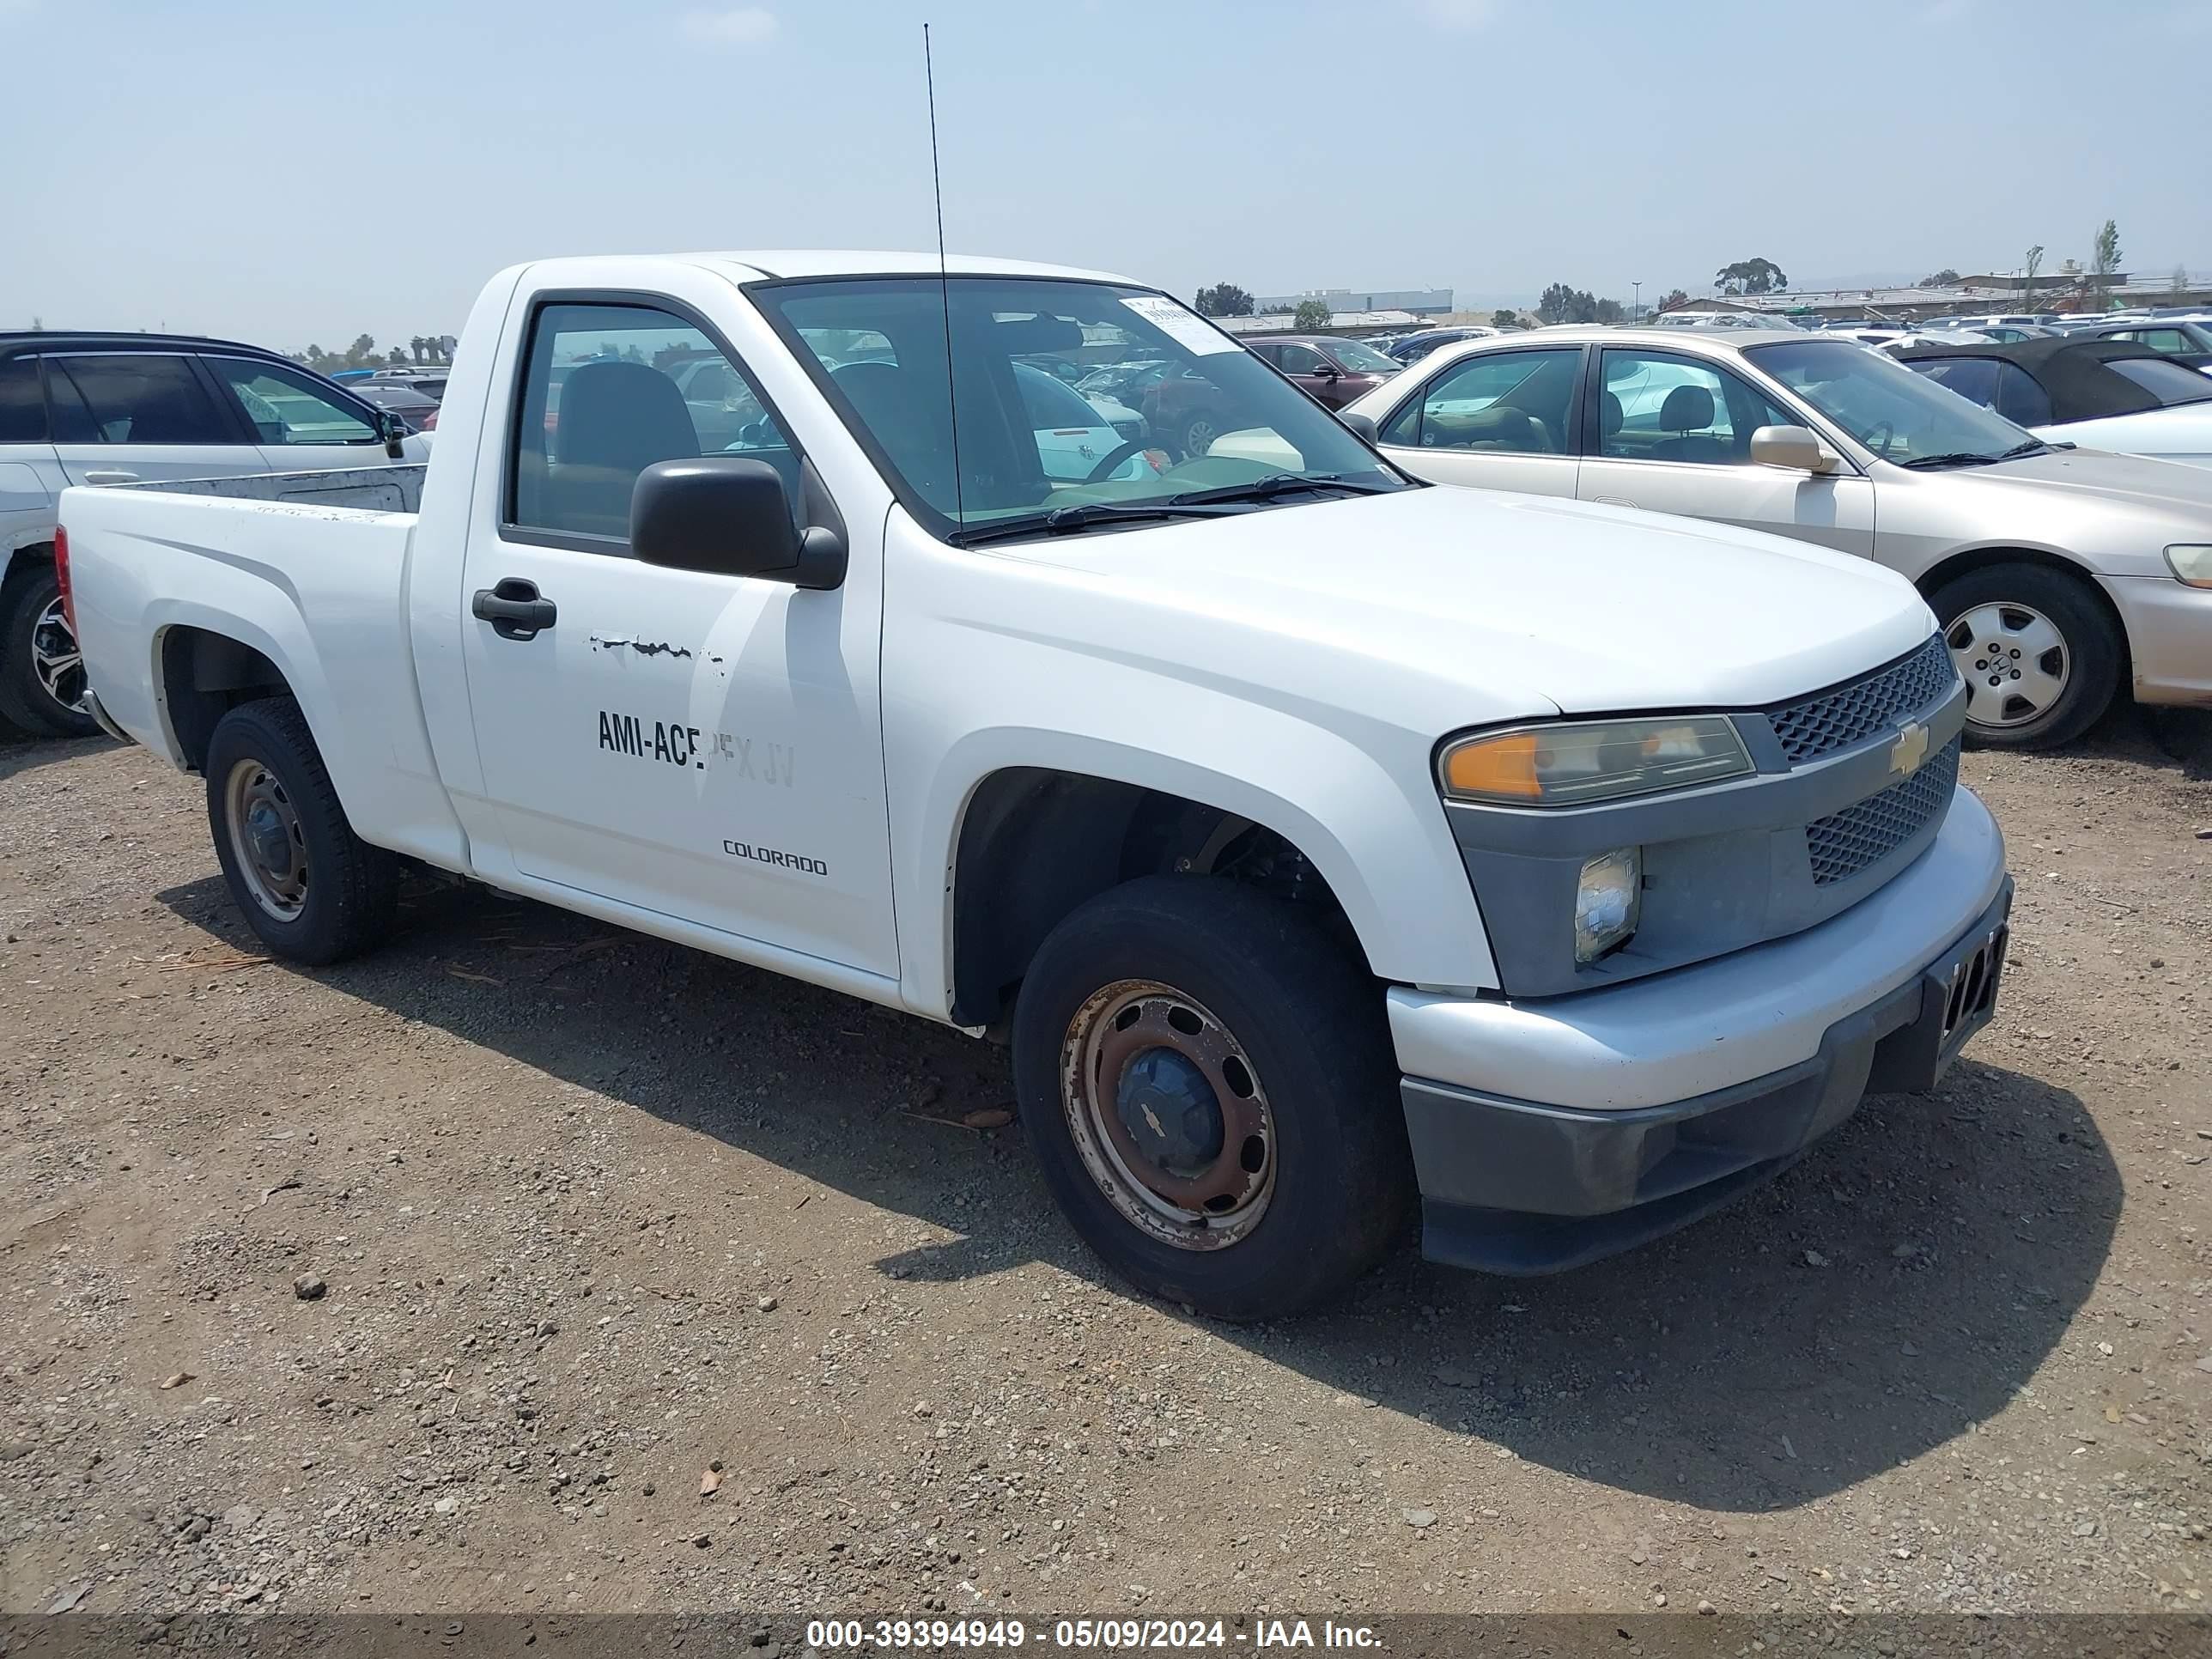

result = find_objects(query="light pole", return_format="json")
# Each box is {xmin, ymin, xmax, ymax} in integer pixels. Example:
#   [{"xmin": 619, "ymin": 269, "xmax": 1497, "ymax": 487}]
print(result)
[{"xmin": 1632, "ymin": 281, "xmax": 1642, "ymax": 325}]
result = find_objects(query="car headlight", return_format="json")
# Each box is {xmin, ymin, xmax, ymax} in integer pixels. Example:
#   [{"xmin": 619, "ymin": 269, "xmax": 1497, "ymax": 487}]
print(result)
[
  {"xmin": 2166, "ymin": 544, "xmax": 2212, "ymax": 588},
  {"xmin": 1576, "ymin": 848, "xmax": 1642, "ymax": 963},
  {"xmin": 1438, "ymin": 716, "xmax": 1753, "ymax": 807}
]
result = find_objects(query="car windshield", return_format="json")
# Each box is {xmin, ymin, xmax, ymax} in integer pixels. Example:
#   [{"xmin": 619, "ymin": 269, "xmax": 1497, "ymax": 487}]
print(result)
[
  {"xmin": 1327, "ymin": 339, "xmax": 1401, "ymax": 374},
  {"xmin": 1747, "ymin": 339, "xmax": 2037, "ymax": 465},
  {"xmin": 753, "ymin": 276, "xmax": 1408, "ymax": 538}
]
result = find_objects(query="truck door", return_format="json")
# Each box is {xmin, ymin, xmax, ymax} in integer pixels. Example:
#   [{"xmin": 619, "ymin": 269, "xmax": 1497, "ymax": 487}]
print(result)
[{"xmin": 456, "ymin": 295, "xmax": 897, "ymax": 978}]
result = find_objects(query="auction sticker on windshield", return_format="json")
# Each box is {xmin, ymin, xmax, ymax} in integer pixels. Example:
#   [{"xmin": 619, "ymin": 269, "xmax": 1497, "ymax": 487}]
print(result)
[{"xmin": 1122, "ymin": 295, "xmax": 1239, "ymax": 355}]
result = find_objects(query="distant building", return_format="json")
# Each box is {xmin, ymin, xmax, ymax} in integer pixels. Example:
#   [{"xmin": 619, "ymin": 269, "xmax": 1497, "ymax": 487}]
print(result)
[
  {"xmin": 1660, "ymin": 269, "xmax": 2212, "ymax": 325},
  {"xmin": 1218, "ymin": 309, "xmax": 1424, "ymax": 338},
  {"xmin": 1252, "ymin": 286, "xmax": 1455, "ymax": 318}
]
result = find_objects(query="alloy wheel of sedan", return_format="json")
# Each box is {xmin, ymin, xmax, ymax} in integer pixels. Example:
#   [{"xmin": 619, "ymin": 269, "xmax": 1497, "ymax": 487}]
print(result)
[
  {"xmin": 31, "ymin": 597, "xmax": 88, "ymax": 717},
  {"xmin": 1945, "ymin": 602, "xmax": 2069, "ymax": 730}
]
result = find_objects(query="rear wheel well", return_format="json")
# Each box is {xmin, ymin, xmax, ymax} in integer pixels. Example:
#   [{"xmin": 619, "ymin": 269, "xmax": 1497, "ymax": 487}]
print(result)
[
  {"xmin": 160, "ymin": 627, "xmax": 292, "ymax": 773},
  {"xmin": 1916, "ymin": 548, "xmax": 2131, "ymax": 675},
  {"xmin": 949, "ymin": 769, "xmax": 1363, "ymax": 1028}
]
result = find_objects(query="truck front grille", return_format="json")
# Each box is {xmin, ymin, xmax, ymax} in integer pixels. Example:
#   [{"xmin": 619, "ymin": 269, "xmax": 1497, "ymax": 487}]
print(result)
[
  {"xmin": 1768, "ymin": 635, "xmax": 1957, "ymax": 765},
  {"xmin": 1805, "ymin": 738, "xmax": 1960, "ymax": 885}
]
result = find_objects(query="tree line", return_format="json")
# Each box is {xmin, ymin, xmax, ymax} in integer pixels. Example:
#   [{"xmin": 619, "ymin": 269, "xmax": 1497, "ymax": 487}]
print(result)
[{"xmin": 290, "ymin": 334, "xmax": 458, "ymax": 374}]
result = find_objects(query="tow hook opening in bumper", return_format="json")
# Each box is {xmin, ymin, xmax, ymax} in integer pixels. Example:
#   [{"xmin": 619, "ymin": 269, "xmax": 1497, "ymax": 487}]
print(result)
[{"xmin": 1405, "ymin": 879, "xmax": 2014, "ymax": 1277}]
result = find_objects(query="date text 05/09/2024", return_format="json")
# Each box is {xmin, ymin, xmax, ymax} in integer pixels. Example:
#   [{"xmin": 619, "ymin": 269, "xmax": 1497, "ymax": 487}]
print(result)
[{"xmin": 803, "ymin": 1619, "xmax": 1382, "ymax": 1650}]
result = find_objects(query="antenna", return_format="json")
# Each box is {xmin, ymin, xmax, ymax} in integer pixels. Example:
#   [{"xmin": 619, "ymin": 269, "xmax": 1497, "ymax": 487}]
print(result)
[{"xmin": 924, "ymin": 24, "xmax": 966, "ymax": 526}]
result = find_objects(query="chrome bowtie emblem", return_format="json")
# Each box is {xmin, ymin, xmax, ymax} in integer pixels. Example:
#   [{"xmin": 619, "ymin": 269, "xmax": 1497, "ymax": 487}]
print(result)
[{"xmin": 1889, "ymin": 720, "xmax": 1930, "ymax": 778}]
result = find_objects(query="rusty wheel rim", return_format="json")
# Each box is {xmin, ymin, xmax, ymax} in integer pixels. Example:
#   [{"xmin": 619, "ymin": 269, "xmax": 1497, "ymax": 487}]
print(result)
[{"xmin": 1059, "ymin": 979, "xmax": 1275, "ymax": 1251}]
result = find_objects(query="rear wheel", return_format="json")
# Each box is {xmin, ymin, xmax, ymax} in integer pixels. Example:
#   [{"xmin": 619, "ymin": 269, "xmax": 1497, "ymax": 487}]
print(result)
[
  {"xmin": 204, "ymin": 697, "xmax": 398, "ymax": 964},
  {"xmin": 0, "ymin": 558, "xmax": 100, "ymax": 739},
  {"xmin": 1012, "ymin": 876, "xmax": 1413, "ymax": 1321},
  {"xmin": 1929, "ymin": 562, "xmax": 2120, "ymax": 750}
]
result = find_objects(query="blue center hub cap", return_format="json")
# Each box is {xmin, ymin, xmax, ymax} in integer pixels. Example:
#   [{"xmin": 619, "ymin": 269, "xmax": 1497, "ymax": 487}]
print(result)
[
  {"xmin": 246, "ymin": 802, "xmax": 295, "ymax": 878},
  {"xmin": 1115, "ymin": 1046, "xmax": 1223, "ymax": 1178}
]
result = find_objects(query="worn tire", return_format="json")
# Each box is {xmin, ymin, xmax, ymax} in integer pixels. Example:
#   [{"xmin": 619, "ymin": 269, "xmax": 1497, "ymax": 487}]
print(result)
[
  {"xmin": 1929, "ymin": 562, "xmax": 2121, "ymax": 750},
  {"xmin": 1012, "ymin": 875, "xmax": 1413, "ymax": 1322},
  {"xmin": 204, "ymin": 697, "xmax": 398, "ymax": 965},
  {"xmin": 0, "ymin": 556, "xmax": 100, "ymax": 739}
]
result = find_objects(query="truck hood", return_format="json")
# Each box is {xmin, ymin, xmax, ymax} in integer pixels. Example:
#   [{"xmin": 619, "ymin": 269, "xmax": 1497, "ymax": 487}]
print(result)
[{"xmin": 1018, "ymin": 483, "xmax": 1931, "ymax": 722}]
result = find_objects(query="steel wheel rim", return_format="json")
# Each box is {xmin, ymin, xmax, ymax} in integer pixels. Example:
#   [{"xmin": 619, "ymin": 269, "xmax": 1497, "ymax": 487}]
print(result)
[
  {"xmin": 223, "ymin": 757, "xmax": 309, "ymax": 921},
  {"xmin": 1946, "ymin": 602, "xmax": 2069, "ymax": 729},
  {"xmin": 31, "ymin": 597, "xmax": 88, "ymax": 716},
  {"xmin": 1060, "ymin": 979, "xmax": 1276, "ymax": 1252}
]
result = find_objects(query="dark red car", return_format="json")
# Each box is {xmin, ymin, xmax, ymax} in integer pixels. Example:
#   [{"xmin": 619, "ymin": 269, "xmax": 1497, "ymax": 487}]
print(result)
[
  {"xmin": 1141, "ymin": 334, "xmax": 1401, "ymax": 459},
  {"xmin": 1243, "ymin": 335, "xmax": 1402, "ymax": 408}
]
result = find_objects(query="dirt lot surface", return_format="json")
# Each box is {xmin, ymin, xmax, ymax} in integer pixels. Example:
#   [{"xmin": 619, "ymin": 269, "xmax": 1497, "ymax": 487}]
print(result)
[{"xmin": 3, "ymin": 714, "xmax": 2209, "ymax": 1626}]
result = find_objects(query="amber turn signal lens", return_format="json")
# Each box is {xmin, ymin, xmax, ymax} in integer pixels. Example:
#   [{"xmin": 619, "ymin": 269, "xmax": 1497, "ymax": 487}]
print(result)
[{"xmin": 1441, "ymin": 731, "xmax": 1543, "ymax": 799}]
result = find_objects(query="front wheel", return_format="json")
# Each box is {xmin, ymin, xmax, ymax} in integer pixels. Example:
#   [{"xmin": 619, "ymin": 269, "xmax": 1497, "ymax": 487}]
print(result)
[
  {"xmin": 0, "ymin": 559, "xmax": 100, "ymax": 739},
  {"xmin": 1012, "ymin": 876, "xmax": 1413, "ymax": 1321},
  {"xmin": 1929, "ymin": 563, "xmax": 2121, "ymax": 750},
  {"xmin": 204, "ymin": 697, "xmax": 398, "ymax": 964}
]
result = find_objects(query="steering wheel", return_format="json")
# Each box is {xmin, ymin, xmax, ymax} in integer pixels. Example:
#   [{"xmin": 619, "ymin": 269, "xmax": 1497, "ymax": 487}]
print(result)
[
  {"xmin": 1083, "ymin": 439, "xmax": 1151, "ymax": 483},
  {"xmin": 1862, "ymin": 419, "xmax": 1896, "ymax": 459}
]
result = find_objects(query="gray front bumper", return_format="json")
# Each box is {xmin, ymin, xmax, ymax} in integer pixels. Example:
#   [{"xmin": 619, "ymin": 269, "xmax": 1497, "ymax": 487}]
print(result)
[{"xmin": 1405, "ymin": 878, "xmax": 2012, "ymax": 1276}]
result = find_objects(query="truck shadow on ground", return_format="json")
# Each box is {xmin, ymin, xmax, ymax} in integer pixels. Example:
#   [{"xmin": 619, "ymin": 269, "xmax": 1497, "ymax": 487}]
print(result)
[
  {"xmin": 0, "ymin": 731, "xmax": 116, "ymax": 782},
  {"xmin": 158, "ymin": 871, "xmax": 2121, "ymax": 1515}
]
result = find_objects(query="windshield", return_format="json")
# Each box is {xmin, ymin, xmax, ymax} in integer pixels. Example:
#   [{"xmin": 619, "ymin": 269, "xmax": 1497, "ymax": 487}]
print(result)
[
  {"xmin": 751, "ymin": 277, "xmax": 1407, "ymax": 538},
  {"xmin": 1327, "ymin": 338, "xmax": 1401, "ymax": 374},
  {"xmin": 1747, "ymin": 338, "xmax": 2035, "ymax": 464}
]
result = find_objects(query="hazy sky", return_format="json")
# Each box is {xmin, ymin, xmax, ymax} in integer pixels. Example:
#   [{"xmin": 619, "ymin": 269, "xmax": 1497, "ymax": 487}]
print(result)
[{"xmin": 4, "ymin": 0, "xmax": 2208, "ymax": 349}]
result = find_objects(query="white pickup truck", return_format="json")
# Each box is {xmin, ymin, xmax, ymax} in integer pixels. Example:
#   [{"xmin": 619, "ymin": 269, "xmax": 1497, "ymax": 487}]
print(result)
[{"xmin": 59, "ymin": 252, "xmax": 2012, "ymax": 1319}]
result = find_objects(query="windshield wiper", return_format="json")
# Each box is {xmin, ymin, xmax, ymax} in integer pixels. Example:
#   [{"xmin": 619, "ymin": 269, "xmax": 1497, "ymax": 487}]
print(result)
[
  {"xmin": 1168, "ymin": 472, "xmax": 1401, "ymax": 507},
  {"xmin": 948, "ymin": 500, "xmax": 1244, "ymax": 547},
  {"xmin": 1898, "ymin": 451, "xmax": 2003, "ymax": 471},
  {"xmin": 1900, "ymin": 437, "xmax": 2049, "ymax": 471}
]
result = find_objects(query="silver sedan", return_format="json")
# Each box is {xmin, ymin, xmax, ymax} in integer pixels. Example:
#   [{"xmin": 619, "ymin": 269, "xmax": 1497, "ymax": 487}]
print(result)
[{"xmin": 1344, "ymin": 326, "xmax": 2212, "ymax": 747}]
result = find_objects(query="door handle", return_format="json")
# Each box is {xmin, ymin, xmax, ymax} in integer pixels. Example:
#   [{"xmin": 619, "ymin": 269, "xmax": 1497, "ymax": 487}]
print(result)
[
  {"xmin": 472, "ymin": 578, "xmax": 556, "ymax": 641},
  {"xmin": 82, "ymin": 470, "xmax": 139, "ymax": 484},
  {"xmin": 1592, "ymin": 495, "xmax": 1638, "ymax": 508}
]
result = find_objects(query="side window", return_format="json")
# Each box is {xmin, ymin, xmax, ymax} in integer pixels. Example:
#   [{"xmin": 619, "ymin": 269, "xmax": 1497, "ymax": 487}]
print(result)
[
  {"xmin": 1278, "ymin": 344, "xmax": 1326, "ymax": 375},
  {"xmin": 43, "ymin": 362, "xmax": 100, "ymax": 443},
  {"xmin": 47, "ymin": 355, "xmax": 236, "ymax": 445},
  {"xmin": 1245, "ymin": 343, "xmax": 1282, "ymax": 368},
  {"xmin": 0, "ymin": 357, "xmax": 43, "ymax": 443},
  {"xmin": 1905, "ymin": 356, "xmax": 2002, "ymax": 410},
  {"xmin": 1389, "ymin": 349, "xmax": 1581, "ymax": 453},
  {"xmin": 2135, "ymin": 328, "xmax": 2191, "ymax": 354},
  {"xmin": 510, "ymin": 300, "xmax": 798, "ymax": 545},
  {"xmin": 1598, "ymin": 352, "xmax": 1798, "ymax": 464},
  {"xmin": 207, "ymin": 359, "xmax": 377, "ymax": 446},
  {"xmin": 1993, "ymin": 363, "xmax": 2054, "ymax": 426}
]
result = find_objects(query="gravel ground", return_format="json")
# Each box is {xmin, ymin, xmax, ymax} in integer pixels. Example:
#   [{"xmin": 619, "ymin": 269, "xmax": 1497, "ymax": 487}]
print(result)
[{"xmin": 2, "ymin": 711, "xmax": 2208, "ymax": 1623}]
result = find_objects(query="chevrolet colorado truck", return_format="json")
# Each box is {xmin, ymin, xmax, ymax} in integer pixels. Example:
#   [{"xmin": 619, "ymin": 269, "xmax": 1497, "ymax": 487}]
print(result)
[{"xmin": 58, "ymin": 252, "xmax": 2012, "ymax": 1319}]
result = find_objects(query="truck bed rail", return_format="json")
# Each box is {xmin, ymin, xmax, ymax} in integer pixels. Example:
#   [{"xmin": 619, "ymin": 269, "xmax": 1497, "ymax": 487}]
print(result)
[{"xmin": 112, "ymin": 464, "xmax": 427, "ymax": 514}]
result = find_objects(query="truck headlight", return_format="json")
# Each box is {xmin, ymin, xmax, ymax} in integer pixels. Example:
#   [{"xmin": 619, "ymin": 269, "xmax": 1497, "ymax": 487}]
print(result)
[
  {"xmin": 1439, "ymin": 715, "xmax": 1753, "ymax": 807},
  {"xmin": 2166, "ymin": 544, "xmax": 2212, "ymax": 588},
  {"xmin": 1576, "ymin": 848, "xmax": 1642, "ymax": 963}
]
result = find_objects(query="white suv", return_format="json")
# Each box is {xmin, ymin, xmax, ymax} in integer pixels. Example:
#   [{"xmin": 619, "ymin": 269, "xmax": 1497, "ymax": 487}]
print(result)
[{"xmin": 0, "ymin": 332, "xmax": 424, "ymax": 736}]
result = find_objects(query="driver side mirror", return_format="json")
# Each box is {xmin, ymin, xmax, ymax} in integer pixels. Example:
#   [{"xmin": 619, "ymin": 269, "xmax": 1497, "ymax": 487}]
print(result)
[
  {"xmin": 1313, "ymin": 362, "xmax": 1341, "ymax": 380},
  {"xmin": 374, "ymin": 410, "xmax": 407, "ymax": 459},
  {"xmin": 631, "ymin": 458, "xmax": 847, "ymax": 589},
  {"xmin": 1339, "ymin": 411, "xmax": 1380, "ymax": 445},
  {"xmin": 1749, "ymin": 424, "xmax": 1838, "ymax": 473}
]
